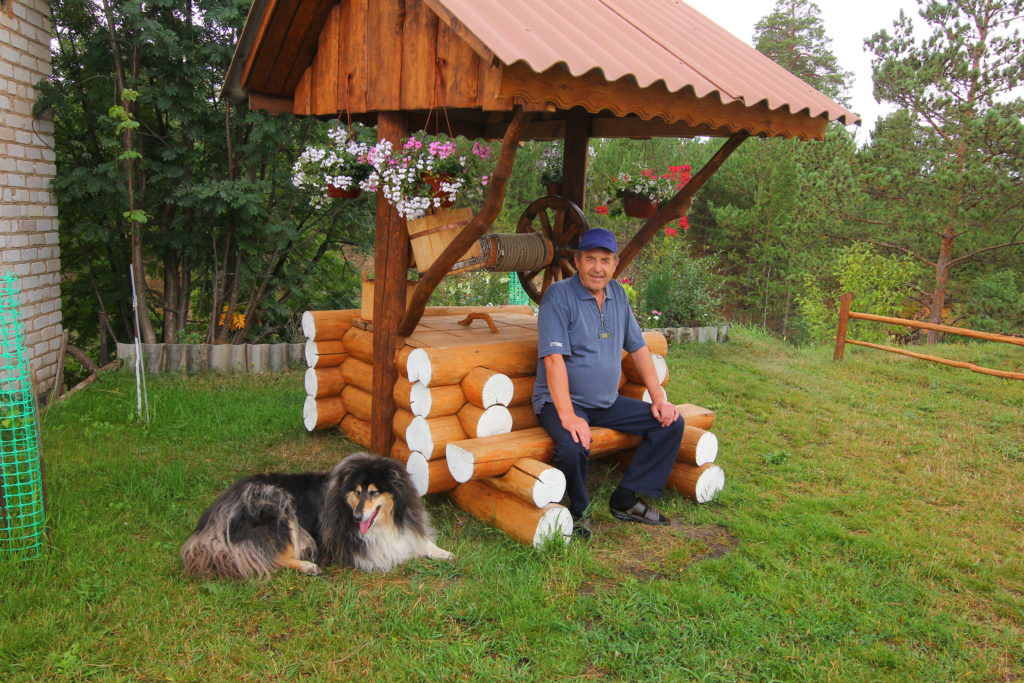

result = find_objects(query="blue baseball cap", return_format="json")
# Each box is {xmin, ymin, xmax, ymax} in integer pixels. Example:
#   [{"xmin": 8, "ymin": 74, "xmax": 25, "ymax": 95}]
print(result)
[{"xmin": 577, "ymin": 228, "xmax": 618, "ymax": 253}]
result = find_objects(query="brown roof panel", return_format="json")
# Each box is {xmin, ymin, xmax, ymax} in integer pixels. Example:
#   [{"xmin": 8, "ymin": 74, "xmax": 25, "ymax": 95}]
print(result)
[{"xmin": 430, "ymin": 0, "xmax": 859, "ymax": 125}]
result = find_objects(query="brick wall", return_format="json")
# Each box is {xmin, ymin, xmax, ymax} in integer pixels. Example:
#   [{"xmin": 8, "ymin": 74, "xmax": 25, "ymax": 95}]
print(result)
[{"xmin": 0, "ymin": 0, "xmax": 62, "ymax": 397}]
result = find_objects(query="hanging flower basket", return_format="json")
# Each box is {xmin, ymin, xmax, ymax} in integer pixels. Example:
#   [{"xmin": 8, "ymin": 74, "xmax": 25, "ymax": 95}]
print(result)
[
  {"xmin": 622, "ymin": 192, "xmax": 659, "ymax": 218},
  {"xmin": 327, "ymin": 184, "xmax": 361, "ymax": 199},
  {"xmin": 420, "ymin": 172, "xmax": 456, "ymax": 209}
]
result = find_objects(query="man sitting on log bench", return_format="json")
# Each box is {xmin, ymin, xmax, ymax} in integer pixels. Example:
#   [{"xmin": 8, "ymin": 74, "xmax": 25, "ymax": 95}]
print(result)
[{"xmin": 533, "ymin": 228, "xmax": 684, "ymax": 538}]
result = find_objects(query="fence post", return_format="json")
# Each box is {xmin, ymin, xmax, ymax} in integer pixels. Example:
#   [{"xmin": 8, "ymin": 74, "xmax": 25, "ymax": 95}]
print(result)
[{"xmin": 834, "ymin": 292, "xmax": 853, "ymax": 361}]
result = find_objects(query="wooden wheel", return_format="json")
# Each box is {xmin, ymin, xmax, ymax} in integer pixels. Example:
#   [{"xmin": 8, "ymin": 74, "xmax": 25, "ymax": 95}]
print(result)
[{"xmin": 516, "ymin": 196, "xmax": 590, "ymax": 303}]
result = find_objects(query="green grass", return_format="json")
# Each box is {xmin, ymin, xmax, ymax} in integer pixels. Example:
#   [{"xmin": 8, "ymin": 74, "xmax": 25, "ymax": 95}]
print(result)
[{"xmin": 2, "ymin": 327, "xmax": 1022, "ymax": 680}]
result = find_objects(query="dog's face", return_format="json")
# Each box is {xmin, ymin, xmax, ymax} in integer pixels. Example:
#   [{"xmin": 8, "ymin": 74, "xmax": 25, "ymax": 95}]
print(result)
[
  {"xmin": 335, "ymin": 455, "xmax": 414, "ymax": 535},
  {"xmin": 345, "ymin": 483, "xmax": 394, "ymax": 535}
]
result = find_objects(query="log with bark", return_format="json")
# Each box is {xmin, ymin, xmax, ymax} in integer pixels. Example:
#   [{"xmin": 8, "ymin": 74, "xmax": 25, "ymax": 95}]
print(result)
[
  {"xmin": 446, "ymin": 404, "xmax": 716, "ymax": 481},
  {"xmin": 483, "ymin": 458, "xmax": 566, "ymax": 508},
  {"xmin": 340, "ymin": 414, "xmax": 372, "ymax": 449},
  {"xmin": 304, "ymin": 366, "xmax": 345, "ymax": 399},
  {"xmin": 667, "ymin": 462, "xmax": 725, "ymax": 503},
  {"xmin": 304, "ymin": 340, "xmax": 347, "ymax": 368},
  {"xmin": 409, "ymin": 382, "xmax": 466, "ymax": 417},
  {"xmin": 406, "ymin": 339, "xmax": 537, "ymax": 386},
  {"xmin": 449, "ymin": 480, "xmax": 572, "ymax": 547},
  {"xmin": 457, "ymin": 403, "xmax": 513, "ymax": 438},
  {"xmin": 405, "ymin": 414, "xmax": 468, "ymax": 460},
  {"xmin": 301, "ymin": 309, "xmax": 360, "ymax": 341},
  {"xmin": 460, "ymin": 367, "xmax": 514, "ymax": 408},
  {"xmin": 406, "ymin": 451, "xmax": 459, "ymax": 496},
  {"xmin": 303, "ymin": 395, "xmax": 348, "ymax": 431}
]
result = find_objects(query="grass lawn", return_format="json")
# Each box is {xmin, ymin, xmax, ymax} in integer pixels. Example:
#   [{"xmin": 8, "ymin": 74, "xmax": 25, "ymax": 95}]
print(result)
[{"xmin": 2, "ymin": 326, "xmax": 1022, "ymax": 680}]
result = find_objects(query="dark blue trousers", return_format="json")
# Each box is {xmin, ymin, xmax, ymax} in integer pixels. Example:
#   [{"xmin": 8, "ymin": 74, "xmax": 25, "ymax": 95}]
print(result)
[{"xmin": 537, "ymin": 396, "xmax": 685, "ymax": 517}]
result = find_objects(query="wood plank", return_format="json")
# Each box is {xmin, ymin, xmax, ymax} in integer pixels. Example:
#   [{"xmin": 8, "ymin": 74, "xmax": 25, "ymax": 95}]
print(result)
[
  {"xmin": 366, "ymin": 0, "xmax": 404, "ymax": 111},
  {"xmin": 239, "ymin": 0, "xmax": 281, "ymax": 91},
  {"xmin": 370, "ymin": 112, "xmax": 410, "ymax": 454},
  {"xmin": 339, "ymin": 0, "xmax": 370, "ymax": 114},
  {"xmin": 436, "ymin": 16, "xmax": 480, "ymax": 108},
  {"xmin": 313, "ymin": 5, "xmax": 340, "ymax": 116},
  {"xmin": 244, "ymin": 0, "xmax": 296, "ymax": 94},
  {"xmin": 292, "ymin": 68, "xmax": 313, "ymax": 116},
  {"xmin": 400, "ymin": 0, "xmax": 439, "ymax": 111},
  {"xmin": 269, "ymin": 0, "xmax": 332, "ymax": 95}
]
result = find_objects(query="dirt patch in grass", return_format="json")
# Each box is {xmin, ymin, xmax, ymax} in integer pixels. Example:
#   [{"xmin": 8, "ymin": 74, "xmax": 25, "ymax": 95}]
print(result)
[{"xmin": 585, "ymin": 522, "xmax": 737, "ymax": 585}]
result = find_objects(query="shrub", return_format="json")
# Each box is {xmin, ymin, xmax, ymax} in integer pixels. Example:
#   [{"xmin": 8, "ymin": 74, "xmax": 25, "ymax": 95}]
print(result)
[
  {"xmin": 632, "ymin": 240, "xmax": 725, "ymax": 327},
  {"xmin": 795, "ymin": 242, "xmax": 923, "ymax": 344}
]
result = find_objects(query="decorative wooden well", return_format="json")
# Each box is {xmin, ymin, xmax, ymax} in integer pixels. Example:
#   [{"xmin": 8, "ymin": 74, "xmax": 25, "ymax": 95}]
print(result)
[{"xmin": 226, "ymin": 0, "xmax": 857, "ymax": 544}]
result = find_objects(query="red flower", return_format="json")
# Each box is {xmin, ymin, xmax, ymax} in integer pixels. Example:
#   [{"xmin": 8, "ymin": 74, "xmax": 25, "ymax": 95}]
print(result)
[
  {"xmin": 641, "ymin": 168, "xmax": 656, "ymax": 178},
  {"xmin": 678, "ymin": 215, "xmax": 690, "ymax": 230},
  {"xmin": 664, "ymin": 226, "xmax": 679, "ymax": 238},
  {"xmin": 595, "ymin": 205, "xmax": 609, "ymax": 215}
]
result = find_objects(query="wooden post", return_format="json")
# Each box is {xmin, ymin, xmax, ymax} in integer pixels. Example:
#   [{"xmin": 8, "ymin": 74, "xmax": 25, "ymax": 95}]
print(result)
[
  {"xmin": 561, "ymin": 106, "xmax": 590, "ymax": 210},
  {"xmin": 834, "ymin": 292, "xmax": 852, "ymax": 361},
  {"xmin": 371, "ymin": 111, "xmax": 409, "ymax": 455}
]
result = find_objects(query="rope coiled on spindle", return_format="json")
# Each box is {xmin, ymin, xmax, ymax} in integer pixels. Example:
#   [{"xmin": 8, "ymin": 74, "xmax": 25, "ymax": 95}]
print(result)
[{"xmin": 480, "ymin": 232, "xmax": 553, "ymax": 272}]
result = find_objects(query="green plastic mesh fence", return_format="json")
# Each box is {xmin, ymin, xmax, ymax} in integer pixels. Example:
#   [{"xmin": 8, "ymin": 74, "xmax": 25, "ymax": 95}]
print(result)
[
  {"xmin": 0, "ymin": 272, "xmax": 46, "ymax": 558},
  {"xmin": 507, "ymin": 275, "xmax": 531, "ymax": 306}
]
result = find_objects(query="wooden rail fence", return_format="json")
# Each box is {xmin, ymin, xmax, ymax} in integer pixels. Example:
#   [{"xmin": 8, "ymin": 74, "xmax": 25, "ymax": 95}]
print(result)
[{"xmin": 833, "ymin": 293, "xmax": 1024, "ymax": 381}]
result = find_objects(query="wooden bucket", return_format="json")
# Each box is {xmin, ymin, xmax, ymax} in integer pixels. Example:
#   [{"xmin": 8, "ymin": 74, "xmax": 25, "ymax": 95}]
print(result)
[
  {"xmin": 361, "ymin": 277, "xmax": 417, "ymax": 321},
  {"xmin": 406, "ymin": 207, "xmax": 485, "ymax": 275}
]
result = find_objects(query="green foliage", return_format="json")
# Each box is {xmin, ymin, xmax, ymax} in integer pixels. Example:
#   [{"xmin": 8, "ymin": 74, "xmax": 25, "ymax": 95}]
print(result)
[
  {"xmin": 40, "ymin": 0, "xmax": 373, "ymax": 350},
  {"xmin": 754, "ymin": 0, "xmax": 853, "ymax": 102},
  {"xmin": 795, "ymin": 243, "xmax": 924, "ymax": 344},
  {"xmin": 962, "ymin": 269, "xmax": 1024, "ymax": 334},
  {"xmin": 428, "ymin": 271, "xmax": 513, "ymax": 307},
  {"xmin": 862, "ymin": 0, "xmax": 1024, "ymax": 328},
  {"xmin": 631, "ymin": 237, "xmax": 726, "ymax": 327}
]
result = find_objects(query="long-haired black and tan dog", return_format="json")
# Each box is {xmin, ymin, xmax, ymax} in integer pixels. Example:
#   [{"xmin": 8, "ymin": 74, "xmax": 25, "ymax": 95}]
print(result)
[{"xmin": 181, "ymin": 453, "xmax": 453, "ymax": 580}]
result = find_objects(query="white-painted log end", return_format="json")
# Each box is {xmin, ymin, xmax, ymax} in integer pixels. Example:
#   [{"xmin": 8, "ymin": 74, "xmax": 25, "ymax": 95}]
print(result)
[
  {"xmin": 405, "ymin": 416, "xmax": 435, "ymax": 459},
  {"xmin": 304, "ymin": 367, "xmax": 318, "ymax": 398},
  {"xmin": 652, "ymin": 354, "xmax": 668, "ymax": 384},
  {"xmin": 407, "ymin": 348, "xmax": 429, "ymax": 385},
  {"xmin": 302, "ymin": 395, "xmax": 318, "ymax": 432},
  {"xmin": 533, "ymin": 467, "xmax": 566, "ymax": 507},
  {"xmin": 533, "ymin": 505, "xmax": 573, "ymax": 547},
  {"xmin": 695, "ymin": 431, "xmax": 718, "ymax": 466},
  {"xmin": 301, "ymin": 311, "xmax": 316, "ymax": 340},
  {"xmin": 475, "ymin": 405, "xmax": 512, "ymax": 437},
  {"xmin": 695, "ymin": 465, "xmax": 725, "ymax": 503},
  {"xmin": 406, "ymin": 451, "xmax": 430, "ymax": 497},
  {"xmin": 409, "ymin": 381, "xmax": 432, "ymax": 417},
  {"xmin": 304, "ymin": 339, "xmax": 318, "ymax": 368},
  {"xmin": 446, "ymin": 444, "xmax": 474, "ymax": 483},
  {"xmin": 482, "ymin": 373, "xmax": 514, "ymax": 407}
]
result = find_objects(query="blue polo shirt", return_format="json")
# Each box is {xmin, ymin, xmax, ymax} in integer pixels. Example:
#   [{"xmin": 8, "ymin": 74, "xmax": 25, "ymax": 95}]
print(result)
[{"xmin": 532, "ymin": 274, "xmax": 646, "ymax": 413}]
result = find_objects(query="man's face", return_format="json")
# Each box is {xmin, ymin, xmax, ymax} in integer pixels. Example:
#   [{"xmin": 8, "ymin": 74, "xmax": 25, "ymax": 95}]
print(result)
[{"xmin": 574, "ymin": 248, "xmax": 618, "ymax": 294}]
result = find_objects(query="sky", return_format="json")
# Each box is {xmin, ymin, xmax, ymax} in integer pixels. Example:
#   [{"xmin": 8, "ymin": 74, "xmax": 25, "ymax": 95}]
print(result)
[{"xmin": 684, "ymin": 0, "xmax": 925, "ymax": 144}]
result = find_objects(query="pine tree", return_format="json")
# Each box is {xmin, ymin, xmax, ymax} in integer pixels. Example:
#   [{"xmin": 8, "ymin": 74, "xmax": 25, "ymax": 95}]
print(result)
[
  {"xmin": 754, "ymin": 0, "xmax": 853, "ymax": 102},
  {"xmin": 862, "ymin": 0, "xmax": 1024, "ymax": 340}
]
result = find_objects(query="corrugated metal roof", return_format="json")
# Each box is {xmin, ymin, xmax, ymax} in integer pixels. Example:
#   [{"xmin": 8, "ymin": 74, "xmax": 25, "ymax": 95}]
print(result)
[{"xmin": 431, "ymin": 0, "xmax": 859, "ymax": 125}]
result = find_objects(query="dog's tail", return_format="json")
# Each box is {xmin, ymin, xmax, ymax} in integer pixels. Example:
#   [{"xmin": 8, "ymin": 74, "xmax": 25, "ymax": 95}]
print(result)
[{"xmin": 181, "ymin": 480, "xmax": 306, "ymax": 580}]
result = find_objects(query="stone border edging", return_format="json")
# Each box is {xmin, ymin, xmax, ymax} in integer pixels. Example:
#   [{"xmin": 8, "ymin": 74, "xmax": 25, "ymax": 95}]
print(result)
[
  {"xmin": 115, "ymin": 342, "xmax": 306, "ymax": 374},
  {"xmin": 645, "ymin": 324, "xmax": 730, "ymax": 344}
]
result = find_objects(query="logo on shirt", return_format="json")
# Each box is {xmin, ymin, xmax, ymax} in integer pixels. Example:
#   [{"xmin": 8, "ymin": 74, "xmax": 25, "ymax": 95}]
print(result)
[{"xmin": 548, "ymin": 341, "xmax": 563, "ymax": 348}]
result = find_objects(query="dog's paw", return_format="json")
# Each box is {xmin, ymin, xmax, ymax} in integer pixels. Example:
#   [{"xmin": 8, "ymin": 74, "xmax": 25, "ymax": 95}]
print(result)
[
  {"xmin": 297, "ymin": 561, "xmax": 322, "ymax": 576},
  {"xmin": 430, "ymin": 547, "xmax": 455, "ymax": 562}
]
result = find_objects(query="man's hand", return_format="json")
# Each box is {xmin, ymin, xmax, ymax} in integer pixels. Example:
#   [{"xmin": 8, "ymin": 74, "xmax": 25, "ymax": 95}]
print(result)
[
  {"xmin": 561, "ymin": 413, "xmax": 592, "ymax": 449},
  {"xmin": 650, "ymin": 399, "xmax": 679, "ymax": 427}
]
